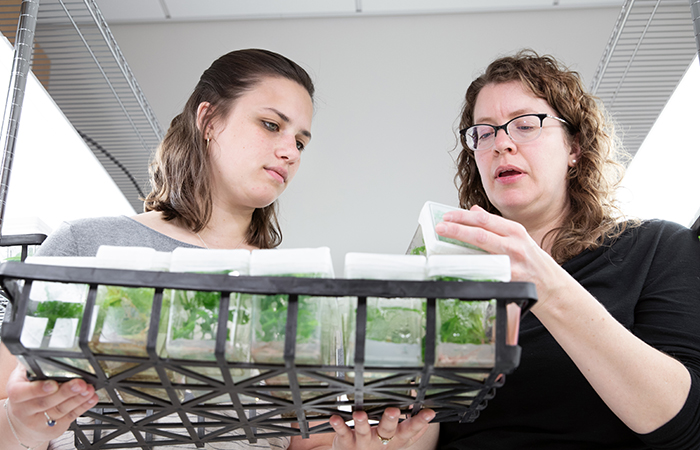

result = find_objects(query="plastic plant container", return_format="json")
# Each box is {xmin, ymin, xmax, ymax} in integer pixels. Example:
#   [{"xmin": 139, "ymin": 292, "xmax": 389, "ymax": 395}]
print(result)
[
  {"xmin": 343, "ymin": 253, "xmax": 427, "ymax": 396},
  {"xmin": 164, "ymin": 247, "xmax": 253, "ymax": 381},
  {"xmin": 19, "ymin": 256, "xmax": 96, "ymax": 378},
  {"xmin": 344, "ymin": 253, "xmax": 426, "ymax": 366},
  {"xmin": 408, "ymin": 201, "xmax": 488, "ymax": 256},
  {"xmin": 88, "ymin": 246, "xmax": 180, "ymax": 403},
  {"xmin": 249, "ymin": 247, "xmax": 341, "ymax": 406},
  {"xmin": 88, "ymin": 246, "xmax": 169, "ymax": 358},
  {"xmin": 426, "ymin": 254, "xmax": 520, "ymax": 368},
  {"xmin": 249, "ymin": 247, "xmax": 339, "ymax": 366}
]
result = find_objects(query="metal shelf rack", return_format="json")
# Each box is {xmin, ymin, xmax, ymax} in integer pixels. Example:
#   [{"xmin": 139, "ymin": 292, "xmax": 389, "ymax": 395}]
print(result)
[{"xmin": 0, "ymin": 0, "xmax": 163, "ymax": 220}]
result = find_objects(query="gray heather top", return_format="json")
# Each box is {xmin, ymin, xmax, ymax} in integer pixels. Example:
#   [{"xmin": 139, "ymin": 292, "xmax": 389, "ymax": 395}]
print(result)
[{"xmin": 36, "ymin": 215, "xmax": 201, "ymax": 257}]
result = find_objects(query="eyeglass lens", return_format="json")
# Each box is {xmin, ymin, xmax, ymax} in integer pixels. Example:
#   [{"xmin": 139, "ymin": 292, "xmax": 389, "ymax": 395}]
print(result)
[{"xmin": 466, "ymin": 114, "xmax": 544, "ymax": 151}]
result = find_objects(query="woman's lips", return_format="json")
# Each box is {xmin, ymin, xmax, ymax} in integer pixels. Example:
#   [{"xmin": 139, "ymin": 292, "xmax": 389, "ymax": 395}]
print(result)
[
  {"xmin": 498, "ymin": 169, "xmax": 522, "ymax": 178},
  {"xmin": 265, "ymin": 166, "xmax": 287, "ymax": 183},
  {"xmin": 495, "ymin": 166, "xmax": 524, "ymax": 184}
]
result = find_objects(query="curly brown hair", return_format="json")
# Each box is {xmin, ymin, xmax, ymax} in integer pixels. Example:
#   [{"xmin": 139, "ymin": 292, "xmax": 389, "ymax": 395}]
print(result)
[
  {"xmin": 143, "ymin": 49, "xmax": 315, "ymax": 249},
  {"xmin": 456, "ymin": 49, "xmax": 631, "ymax": 263}
]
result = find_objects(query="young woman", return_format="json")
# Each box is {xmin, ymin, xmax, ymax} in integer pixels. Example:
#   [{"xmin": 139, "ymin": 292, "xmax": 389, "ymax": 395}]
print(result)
[
  {"xmin": 0, "ymin": 48, "xmax": 316, "ymax": 450},
  {"xmin": 0, "ymin": 47, "xmax": 434, "ymax": 450}
]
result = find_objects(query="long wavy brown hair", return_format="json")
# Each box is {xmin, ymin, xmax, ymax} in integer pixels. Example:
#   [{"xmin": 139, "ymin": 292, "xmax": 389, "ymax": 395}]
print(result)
[
  {"xmin": 456, "ymin": 49, "xmax": 631, "ymax": 263},
  {"xmin": 143, "ymin": 49, "xmax": 315, "ymax": 249}
]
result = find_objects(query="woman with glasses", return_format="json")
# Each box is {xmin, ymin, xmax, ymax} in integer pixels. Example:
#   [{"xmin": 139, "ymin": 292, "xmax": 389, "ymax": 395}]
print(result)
[
  {"xmin": 318, "ymin": 50, "xmax": 700, "ymax": 450},
  {"xmin": 431, "ymin": 50, "xmax": 700, "ymax": 448}
]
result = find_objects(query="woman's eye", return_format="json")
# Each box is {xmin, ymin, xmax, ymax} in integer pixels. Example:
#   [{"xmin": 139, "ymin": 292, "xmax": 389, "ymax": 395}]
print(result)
[
  {"xmin": 296, "ymin": 140, "xmax": 305, "ymax": 151},
  {"xmin": 480, "ymin": 130, "xmax": 494, "ymax": 140},
  {"xmin": 262, "ymin": 121, "xmax": 279, "ymax": 132}
]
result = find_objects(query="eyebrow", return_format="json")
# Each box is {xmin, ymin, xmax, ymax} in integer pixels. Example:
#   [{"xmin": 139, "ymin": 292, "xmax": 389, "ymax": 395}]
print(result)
[
  {"xmin": 475, "ymin": 108, "xmax": 532, "ymax": 124},
  {"xmin": 264, "ymin": 107, "xmax": 312, "ymax": 139}
]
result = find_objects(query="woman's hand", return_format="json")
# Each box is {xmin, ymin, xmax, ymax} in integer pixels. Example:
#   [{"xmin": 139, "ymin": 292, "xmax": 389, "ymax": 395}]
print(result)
[
  {"xmin": 327, "ymin": 408, "xmax": 437, "ymax": 450},
  {"xmin": 435, "ymin": 204, "xmax": 568, "ymax": 310},
  {"xmin": 3, "ymin": 363, "xmax": 98, "ymax": 449}
]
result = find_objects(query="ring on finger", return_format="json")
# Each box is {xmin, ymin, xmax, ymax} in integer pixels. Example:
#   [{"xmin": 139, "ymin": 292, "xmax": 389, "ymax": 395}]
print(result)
[
  {"xmin": 44, "ymin": 411, "xmax": 56, "ymax": 427},
  {"xmin": 377, "ymin": 433, "xmax": 394, "ymax": 445}
]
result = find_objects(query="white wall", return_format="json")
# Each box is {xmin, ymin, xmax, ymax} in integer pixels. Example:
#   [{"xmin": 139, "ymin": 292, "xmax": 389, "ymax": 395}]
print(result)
[{"xmin": 106, "ymin": 7, "xmax": 621, "ymax": 273}]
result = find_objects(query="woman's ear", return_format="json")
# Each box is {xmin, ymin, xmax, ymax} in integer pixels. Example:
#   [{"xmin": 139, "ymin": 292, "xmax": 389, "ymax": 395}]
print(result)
[
  {"xmin": 569, "ymin": 133, "xmax": 581, "ymax": 166},
  {"xmin": 196, "ymin": 101, "xmax": 211, "ymax": 136}
]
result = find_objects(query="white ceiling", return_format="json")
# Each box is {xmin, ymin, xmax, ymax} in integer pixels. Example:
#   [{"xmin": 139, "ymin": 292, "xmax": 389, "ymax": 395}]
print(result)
[{"xmin": 94, "ymin": 0, "xmax": 625, "ymax": 23}]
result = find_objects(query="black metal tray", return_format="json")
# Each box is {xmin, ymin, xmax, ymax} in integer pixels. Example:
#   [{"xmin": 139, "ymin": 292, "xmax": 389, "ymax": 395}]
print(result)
[{"xmin": 0, "ymin": 260, "xmax": 536, "ymax": 449}]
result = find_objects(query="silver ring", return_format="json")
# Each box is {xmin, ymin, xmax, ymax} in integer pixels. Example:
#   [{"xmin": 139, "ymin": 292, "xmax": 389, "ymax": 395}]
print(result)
[
  {"xmin": 44, "ymin": 411, "xmax": 56, "ymax": 427},
  {"xmin": 377, "ymin": 433, "xmax": 394, "ymax": 445}
]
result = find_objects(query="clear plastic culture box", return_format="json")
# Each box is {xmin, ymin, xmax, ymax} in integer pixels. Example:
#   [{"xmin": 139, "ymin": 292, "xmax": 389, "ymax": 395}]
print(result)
[
  {"xmin": 165, "ymin": 248, "xmax": 253, "ymax": 382},
  {"xmin": 249, "ymin": 247, "xmax": 342, "ymax": 406},
  {"xmin": 344, "ymin": 253, "xmax": 426, "ymax": 367},
  {"xmin": 426, "ymin": 254, "xmax": 520, "ymax": 368},
  {"xmin": 249, "ymin": 247, "xmax": 340, "ymax": 366},
  {"xmin": 19, "ymin": 258, "xmax": 93, "ymax": 378}
]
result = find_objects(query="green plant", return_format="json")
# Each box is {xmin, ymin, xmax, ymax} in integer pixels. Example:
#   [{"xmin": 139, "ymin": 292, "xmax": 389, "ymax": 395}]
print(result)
[{"xmin": 32, "ymin": 300, "xmax": 83, "ymax": 338}]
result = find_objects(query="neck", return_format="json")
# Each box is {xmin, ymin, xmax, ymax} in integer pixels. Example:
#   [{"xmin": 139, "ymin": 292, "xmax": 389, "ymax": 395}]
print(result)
[{"xmin": 197, "ymin": 206, "xmax": 254, "ymax": 250}]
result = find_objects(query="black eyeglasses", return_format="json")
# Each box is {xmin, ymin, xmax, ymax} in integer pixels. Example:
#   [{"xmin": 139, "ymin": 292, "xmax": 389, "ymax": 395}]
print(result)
[{"xmin": 459, "ymin": 113, "xmax": 569, "ymax": 152}]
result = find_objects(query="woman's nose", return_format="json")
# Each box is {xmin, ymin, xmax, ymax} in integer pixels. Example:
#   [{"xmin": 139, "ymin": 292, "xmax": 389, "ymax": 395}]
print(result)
[
  {"xmin": 493, "ymin": 128, "xmax": 515, "ymax": 154},
  {"xmin": 277, "ymin": 135, "xmax": 301, "ymax": 162}
]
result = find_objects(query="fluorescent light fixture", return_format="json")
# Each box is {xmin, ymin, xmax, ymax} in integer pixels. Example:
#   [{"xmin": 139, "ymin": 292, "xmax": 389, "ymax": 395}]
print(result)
[{"xmin": 618, "ymin": 56, "xmax": 700, "ymax": 228}]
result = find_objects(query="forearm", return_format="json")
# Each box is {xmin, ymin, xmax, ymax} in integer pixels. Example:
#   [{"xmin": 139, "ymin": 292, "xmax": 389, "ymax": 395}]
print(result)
[{"xmin": 533, "ymin": 272, "xmax": 691, "ymax": 434}]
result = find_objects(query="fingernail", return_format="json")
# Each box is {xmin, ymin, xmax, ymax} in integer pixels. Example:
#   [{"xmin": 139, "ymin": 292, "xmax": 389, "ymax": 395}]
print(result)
[
  {"xmin": 43, "ymin": 381, "xmax": 57, "ymax": 392},
  {"xmin": 88, "ymin": 397, "xmax": 97, "ymax": 405},
  {"xmin": 81, "ymin": 391, "xmax": 90, "ymax": 397},
  {"xmin": 435, "ymin": 223, "xmax": 446, "ymax": 234},
  {"xmin": 71, "ymin": 383, "xmax": 82, "ymax": 393}
]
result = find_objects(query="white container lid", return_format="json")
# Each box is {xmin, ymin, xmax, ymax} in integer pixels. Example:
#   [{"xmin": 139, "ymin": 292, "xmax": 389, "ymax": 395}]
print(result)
[
  {"xmin": 95, "ymin": 245, "xmax": 163, "ymax": 271},
  {"xmin": 418, "ymin": 201, "xmax": 487, "ymax": 256},
  {"xmin": 151, "ymin": 251, "xmax": 172, "ymax": 272},
  {"xmin": 170, "ymin": 247, "xmax": 250, "ymax": 275},
  {"xmin": 24, "ymin": 256, "xmax": 94, "ymax": 303},
  {"xmin": 25, "ymin": 255, "xmax": 99, "ymax": 268},
  {"xmin": 426, "ymin": 254, "xmax": 511, "ymax": 282},
  {"xmin": 344, "ymin": 253, "xmax": 426, "ymax": 280},
  {"xmin": 250, "ymin": 247, "xmax": 334, "ymax": 278}
]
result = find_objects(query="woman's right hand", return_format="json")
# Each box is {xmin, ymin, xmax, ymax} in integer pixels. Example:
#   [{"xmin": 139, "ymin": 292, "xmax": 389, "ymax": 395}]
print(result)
[{"xmin": 3, "ymin": 363, "xmax": 98, "ymax": 449}]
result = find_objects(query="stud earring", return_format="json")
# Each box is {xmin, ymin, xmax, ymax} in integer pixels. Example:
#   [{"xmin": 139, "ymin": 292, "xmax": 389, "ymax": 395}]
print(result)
[{"xmin": 572, "ymin": 159, "xmax": 577, "ymax": 164}]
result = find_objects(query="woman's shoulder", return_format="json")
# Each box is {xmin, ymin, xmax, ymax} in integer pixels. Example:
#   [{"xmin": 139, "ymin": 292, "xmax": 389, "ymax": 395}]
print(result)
[
  {"xmin": 37, "ymin": 215, "xmax": 198, "ymax": 257},
  {"xmin": 622, "ymin": 218, "xmax": 698, "ymax": 246},
  {"xmin": 59, "ymin": 215, "xmax": 140, "ymax": 233},
  {"xmin": 565, "ymin": 218, "xmax": 699, "ymax": 270}
]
